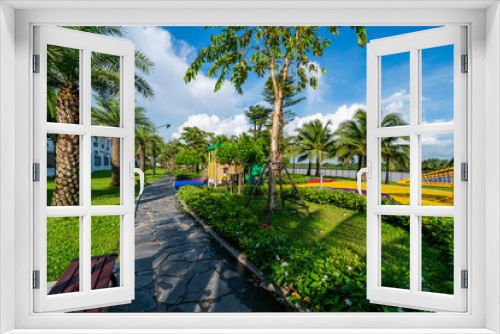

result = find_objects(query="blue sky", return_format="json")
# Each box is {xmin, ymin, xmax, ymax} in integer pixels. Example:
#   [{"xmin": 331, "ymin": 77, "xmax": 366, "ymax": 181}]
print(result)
[{"xmin": 124, "ymin": 26, "xmax": 454, "ymax": 160}]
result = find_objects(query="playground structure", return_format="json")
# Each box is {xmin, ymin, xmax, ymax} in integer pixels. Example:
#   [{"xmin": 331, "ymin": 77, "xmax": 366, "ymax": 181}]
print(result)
[
  {"xmin": 207, "ymin": 144, "xmax": 265, "ymax": 187},
  {"xmin": 396, "ymin": 167, "xmax": 454, "ymax": 188}
]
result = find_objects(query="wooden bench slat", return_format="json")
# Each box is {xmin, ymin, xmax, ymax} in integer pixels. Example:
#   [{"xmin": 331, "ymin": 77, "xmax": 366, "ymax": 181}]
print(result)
[
  {"xmin": 49, "ymin": 254, "xmax": 118, "ymax": 312},
  {"xmin": 94, "ymin": 255, "xmax": 117, "ymax": 290},
  {"xmin": 48, "ymin": 259, "xmax": 79, "ymax": 295},
  {"xmin": 90, "ymin": 257, "xmax": 106, "ymax": 290}
]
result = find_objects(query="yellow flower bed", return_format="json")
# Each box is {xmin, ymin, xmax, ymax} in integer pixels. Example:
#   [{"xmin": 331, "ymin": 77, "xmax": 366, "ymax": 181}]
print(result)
[{"xmin": 295, "ymin": 181, "xmax": 453, "ymax": 206}]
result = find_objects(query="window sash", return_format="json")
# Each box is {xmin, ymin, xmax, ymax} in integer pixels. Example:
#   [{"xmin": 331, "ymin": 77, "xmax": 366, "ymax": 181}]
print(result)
[
  {"xmin": 32, "ymin": 26, "xmax": 136, "ymax": 313},
  {"xmin": 366, "ymin": 26, "xmax": 467, "ymax": 312}
]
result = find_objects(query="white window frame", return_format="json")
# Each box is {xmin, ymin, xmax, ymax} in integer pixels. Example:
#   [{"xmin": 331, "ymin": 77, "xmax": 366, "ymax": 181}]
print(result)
[
  {"xmin": 32, "ymin": 26, "xmax": 136, "ymax": 313},
  {"xmin": 366, "ymin": 26, "xmax": 467, "ymax": 312},
  {"xmin": 0, "ymin": 1, "xmax": 498, "ymax": 333}
]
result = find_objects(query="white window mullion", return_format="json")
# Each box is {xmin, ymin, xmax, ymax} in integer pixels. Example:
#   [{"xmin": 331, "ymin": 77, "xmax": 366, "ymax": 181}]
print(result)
[
  {"xmin": 80, "ymin": 47, "xmax": 92, "ymax": 294},
  {"xmin": 409, "ymin": 47, "xmax": 420, "ymax": 295}
]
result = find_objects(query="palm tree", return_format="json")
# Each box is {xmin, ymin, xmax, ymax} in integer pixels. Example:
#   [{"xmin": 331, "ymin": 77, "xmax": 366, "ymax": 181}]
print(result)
[
  {"xmin": 334, "ymin": 109, "xmax": 407, "ymax": 176},
  {"xmin": 333, "ymin": 109, "xmax": 367, "ymax": 172},
  {"xmin": 48, "ymin": 26, "xmax": 155, "ymax": 206},
  {"xmin": 147, "ymin": 134, "xmax": 165, "ymax": 174},
  {"xmin": 91, "ymin": 96, "xmax": 150, "ymax": 186},
  {"xmin": 295, "ymin": 120, "xmax": 335, "ymax": 177},
  {"xmin": 164, "ymin": 140, "xmax": 184, "ymax": 171},
  {"xmin": 381, "ymin": 137, "xmax": 410, "ymax": 184},
  {"xmin": 135, "ymin": 126, "xmax": 153, "ymax": 174},
  {"xmin": 180, "ymin": 126, "xmax": 212, "ymax": 172}
]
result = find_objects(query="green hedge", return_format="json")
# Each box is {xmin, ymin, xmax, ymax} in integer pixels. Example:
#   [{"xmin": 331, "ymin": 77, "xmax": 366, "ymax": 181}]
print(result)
[
  {"xmin": 171, "ymin": 169, "xmax": 202, "ymax": 180},
  {"xmin": 277, "ymin": 174, "xmax": 310, "ymax": 184}
]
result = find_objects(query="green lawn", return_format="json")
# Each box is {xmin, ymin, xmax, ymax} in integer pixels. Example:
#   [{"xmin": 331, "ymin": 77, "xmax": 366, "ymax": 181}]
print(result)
[
  {"xmin": 46, "ymin": 167, "xmax": 169, "ymax": 282},
  {"xmin": 233, "ymin": 195, "xmax": 450, "ymax": 293}
]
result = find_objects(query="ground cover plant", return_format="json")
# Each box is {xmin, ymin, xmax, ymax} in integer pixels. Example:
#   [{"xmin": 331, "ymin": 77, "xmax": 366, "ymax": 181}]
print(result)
[
  {"xmin": 178, "ymin": 185, "xmax": 454, "ymax": 312},
  {"xmin": 170, "ymin": 169, "xmax": 202, "ymax": 180},
  {"xmin": 46, "ymin": 168, "xmax": 167, "ymax": 282}
]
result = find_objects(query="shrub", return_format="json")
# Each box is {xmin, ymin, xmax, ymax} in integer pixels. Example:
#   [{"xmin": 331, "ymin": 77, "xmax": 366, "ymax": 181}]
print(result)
[
  {"xmin": 171, "ymin": 169, "xmax": 202, "ymax": 180},
  {"xmin": 178, "ymin": 185, "xmax": 454, "ymax": 310},
  {"xmin": 179, "ymin": 186, "xmax": 385, "ymax": 312},
  {"xmin": 277, "ymin": 174, "xmax": 310, "ymax": 185}
]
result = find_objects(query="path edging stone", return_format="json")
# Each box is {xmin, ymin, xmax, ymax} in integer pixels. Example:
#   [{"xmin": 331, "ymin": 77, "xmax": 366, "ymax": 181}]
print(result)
[{"xmin": 177, "ymin": 193, "xmax": 302, "ymax": 312}]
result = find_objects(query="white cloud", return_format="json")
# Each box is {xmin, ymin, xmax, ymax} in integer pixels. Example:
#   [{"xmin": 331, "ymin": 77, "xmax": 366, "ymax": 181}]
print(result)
[
  {"xmin": 381, "ymin": 89, "xmax": 410, "ymax": 122},
  {"xmin": 125, "ymin": 26, "xmax": 261, "ymax": 139},
  {"xmin": 172, "ymin": 113, "xmax": 249, "ymax": 139},
  {"xmin": 421, "ymin": 133, "xmax": 454, "ymax": 160},
  {"xmin": 285, "ymin": 103, "xmax": 365, "ymax": 135}
]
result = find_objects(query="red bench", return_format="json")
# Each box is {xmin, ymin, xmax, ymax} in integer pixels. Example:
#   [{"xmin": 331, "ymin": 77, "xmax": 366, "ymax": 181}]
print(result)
[{"xmin": 49, "ymin": 253, "xmax": 118, "ymax": 312}]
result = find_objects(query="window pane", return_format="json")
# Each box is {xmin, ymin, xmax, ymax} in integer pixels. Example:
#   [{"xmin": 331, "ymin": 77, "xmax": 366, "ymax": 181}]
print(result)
[
  {"xmin": 91, "ymin": 137, "xmax": 121, "ymax": 205},
  {"xmin": 91, "ymin": 52, "xmax": 121, "ymax": 128},
  {"xmin": 421, "ymin": 45, "xmax": 454, "ymax": 124},
  {"xmin": 421, "ymin": 133, "xmax": 454, "ymax": 206},
  {"xmin": 381, "ymin": 215, "xmax": 410, "ymax": 290},
  {"xmin": 47, "ymin": 45, "xmax": 81, "ymax": 124},
  {"xmin": 421, "ymin": 216, "xmax": 454, "ymax": 294},
  {"xmin": 47, "ymin": 133, "xmax": 80, "ymax": 206},
  {"xmin": 381, "ymin": 52, "xmax": 410, "ymax": 126},
  {"xmin": 47, "ymin": 217, "xmax": 80, "ymax": 295},
  {"xmin": 381, "ymin": 136, "xmax": 410, "ymax": 205},
  {"xmin": 91, "ymin": 216, "xmax": 121, "ymax": 290}
]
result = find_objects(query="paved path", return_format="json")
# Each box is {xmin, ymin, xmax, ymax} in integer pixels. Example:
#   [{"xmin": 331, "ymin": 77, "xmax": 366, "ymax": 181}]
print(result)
[{"xmin": 110, "ymin": 176, "xmax": 285, "ymax": 312}]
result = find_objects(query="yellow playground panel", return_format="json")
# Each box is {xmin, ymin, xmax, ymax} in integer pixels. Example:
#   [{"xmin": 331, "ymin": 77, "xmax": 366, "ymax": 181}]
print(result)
[
  {"xmin": 207, "ymin": 147, "xmax": 240, "ymax": 186},
  {"xmin": 396, "ymin": 167, "xmax": 454, "ymax": 188},
  {"xmin": 295, "ymin": 180, "xmax": 453, "ymax": 206}
]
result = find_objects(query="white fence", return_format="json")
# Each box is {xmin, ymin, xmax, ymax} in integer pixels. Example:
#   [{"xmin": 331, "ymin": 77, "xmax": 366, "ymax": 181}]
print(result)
[{"xmin": 290, "ymin": 168, "xmax": 410, "ymax": 182}]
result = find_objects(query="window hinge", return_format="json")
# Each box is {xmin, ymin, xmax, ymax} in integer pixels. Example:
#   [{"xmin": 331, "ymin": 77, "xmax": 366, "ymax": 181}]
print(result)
[
  {"xmin": 461, "ymin": 54, "xmax": 468, "ymax": 73},
  {"xmin": 33, "ymin": 163, "xmax": 40, "ymax": 182},
  {"xmin": 461, "ymin": 162, "xmax": 468, "ymax": 181},
  {"xmin": 33, "ymin": 270, "xmax": 40, "ymax": 289},
  {"xmin": 461, "ymin": 270, "xmax": 468, "ymax": 289},
  {"xmin": 33, "ymin": 54, "xmax": 40, "ymax": 73}
]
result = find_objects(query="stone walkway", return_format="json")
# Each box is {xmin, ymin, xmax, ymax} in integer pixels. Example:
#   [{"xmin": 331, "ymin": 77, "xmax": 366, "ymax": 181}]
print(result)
[{"xmin": 109, "ymin": 176, "xmax": 285, "ymax": 312}]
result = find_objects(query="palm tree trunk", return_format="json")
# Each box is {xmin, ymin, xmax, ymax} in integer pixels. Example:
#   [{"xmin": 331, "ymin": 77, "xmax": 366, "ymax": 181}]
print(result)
[
  {"xmin": 315, "ymin": 156, "xmax": 321, "ymax": 177},
  {"xmin": 385, "ymin": 156, "xmax": 390, "ymax": 185},
  {"xmin": 307, "ymin": 161, "xmax": 312, "ymax": 176},
  {"xmin": 51, "ymin": 83, "xmax": 80, "ymax": 206},
  {"xmin": 357, "ymin": 155, "xmax": 362, "ymax": 171},
  {"xmin": 110, "ymin": 137, "xmax": 120, "ymax": 187},
  {"xmin": 170, "ymin": 154, "xmax": 175, "ymax": 171},
  {"xmin": 139, "ymin": 143, "xmax": 146, "ymax": 173}
]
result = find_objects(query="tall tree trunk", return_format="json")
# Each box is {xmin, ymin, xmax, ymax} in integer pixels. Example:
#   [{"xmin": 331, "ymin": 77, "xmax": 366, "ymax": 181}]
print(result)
[
  {"xmin": 268, "ymin": 57, "xmax": 289, "ymax": 212},
  {"xmin": 139, "ymin": 143, "xmax": 146, "ymax": 173},
  {"xmin": 51, "ymin": 83, "xmax": 80, "ymax": 206},
  {"xmin": 110, "ymin": 137, "xmax": 120, "ymax": 187},
  {"xmin": 170, "ymin": 154, "xmax": 175, "ymax": 172},
  {"xmin": 151, "ymin": 147, "xmax": 156, "ymax": 175},
  {"xmin": 238, "ymin": 164, "xmax": 244, "ymax": 194},
  {"xmin": 357, "ymin": 154, "xmax": 362, "ymax": 171},
  {"xmin": 315, "ymin": 156, "xmax": 321, "ymax": 177},
  {"xmin": 306, "ymin": 161, "xmax": 312, "ymax": 176},
  {"xmin": 385, "ymin": 156, "xmax": 390, "ymax": 184}
]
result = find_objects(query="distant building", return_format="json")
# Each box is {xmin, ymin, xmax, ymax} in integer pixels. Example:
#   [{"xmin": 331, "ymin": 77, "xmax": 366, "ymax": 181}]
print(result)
[{"xmin": 47, "ymin": 137, "xmax": 112, "ymax": 177}]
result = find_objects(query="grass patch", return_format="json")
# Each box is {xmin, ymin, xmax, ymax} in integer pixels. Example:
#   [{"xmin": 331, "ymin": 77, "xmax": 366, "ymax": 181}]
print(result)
[{"xmin": 46, "ymin": 168, "xmax": 168, "ymax": 282}]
